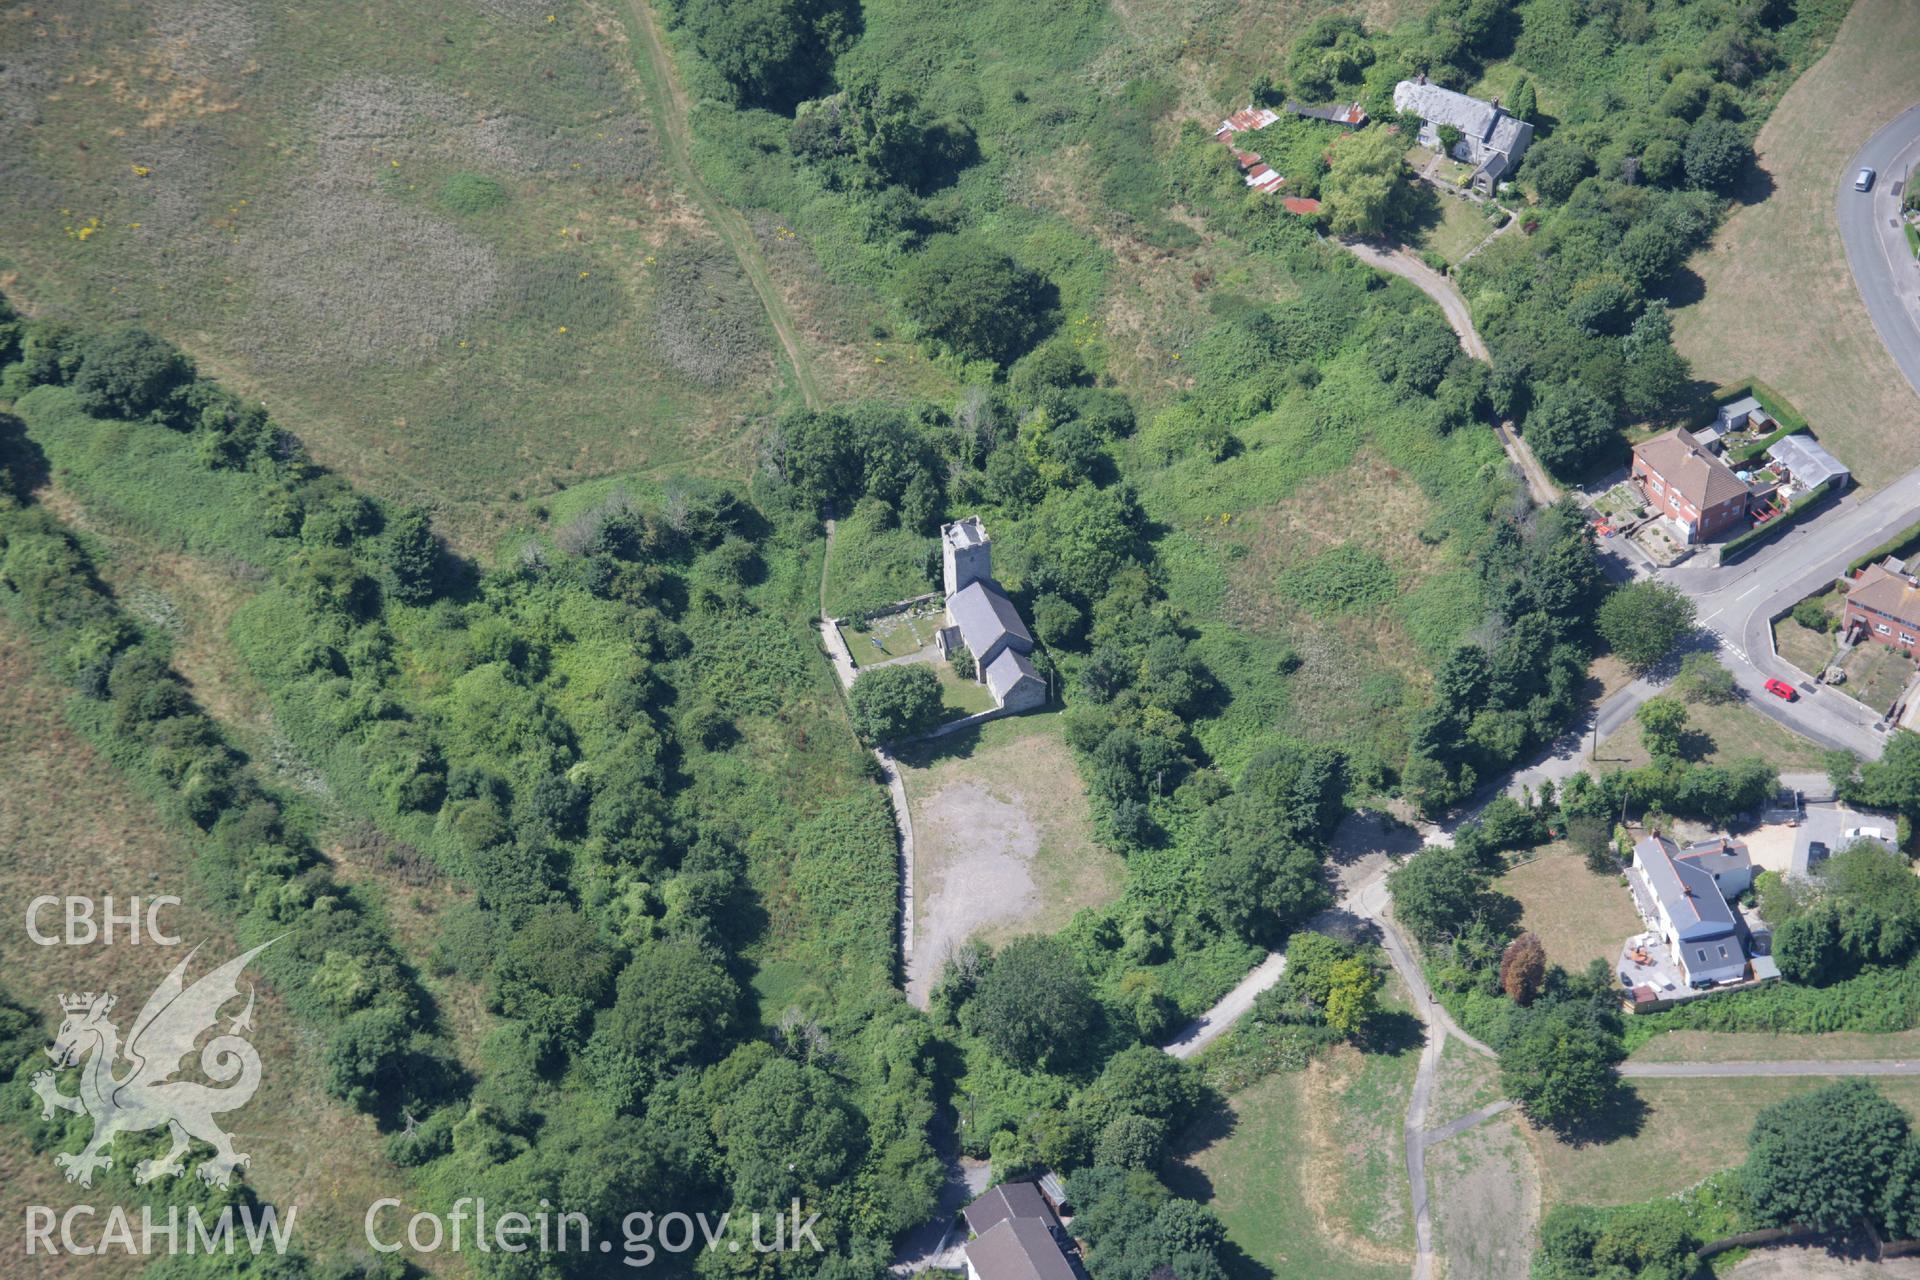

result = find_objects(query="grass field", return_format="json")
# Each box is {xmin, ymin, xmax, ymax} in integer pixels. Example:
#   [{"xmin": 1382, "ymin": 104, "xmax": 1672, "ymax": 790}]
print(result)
[
  {"xmin": 1172, "ymin": 1035, "xmax": 1417, "ymax": 1280},
  {"xmin": 1426, "ymin": 1109, "xmax": 1537, "ymax": 1280},
  {"xmin": 1530, "ymin": 1075, "xmax": 1920, "ymax": 1208},
  {"xmin": 0, "ymin": 620, "xmax": 435, "ymax": 1273},
  {"xmin": 0, "ymin": 0, "xmax": 970, "ymax": 550},
  {"xmin": 1591, "ymin": 695, "xmax": 1833, "ymax": 775},
  {"xmin": 1671, "ymin": 0, "xmax": 1920, "ymax": 486},
  {"xmin": 1497, "ymin": 850, "xmax": 1645, "ymax": 975},
  {"xmin": 1430, "ymin": 1036, "xmax": 1505, "ymax": 1126},
  {"xmin": 1628, "ymin": 1028, "xmax": 1920, "ymax": 1064}
]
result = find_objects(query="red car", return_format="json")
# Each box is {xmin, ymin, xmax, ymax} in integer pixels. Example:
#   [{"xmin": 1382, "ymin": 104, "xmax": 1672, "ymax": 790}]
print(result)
[{"xmin": 1764, "ymin": 678, "xmax": 1798, "ymax": 701}]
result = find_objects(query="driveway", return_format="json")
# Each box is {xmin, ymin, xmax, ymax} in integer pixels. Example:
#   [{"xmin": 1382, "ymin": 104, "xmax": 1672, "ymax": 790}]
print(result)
[{"xmin": 1336, "ymin": 238, "xmax": 1561, "ymax": 507}]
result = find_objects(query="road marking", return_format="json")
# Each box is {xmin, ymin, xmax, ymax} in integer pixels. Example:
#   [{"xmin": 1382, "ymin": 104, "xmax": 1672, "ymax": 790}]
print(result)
[{"xmin": 1735, "ymin": 580, "xmax": 1769, "ymax": 601}]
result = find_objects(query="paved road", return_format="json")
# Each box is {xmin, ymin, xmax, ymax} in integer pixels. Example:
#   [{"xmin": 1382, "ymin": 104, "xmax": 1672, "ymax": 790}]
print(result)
[
  {"xmin": 1839, "ymin": 102, "xmax": 1920, "ymax": 403},
  {"xmin": 1622, "ymin": 1058, "xmax": 1920, "ymax": 1079},
  {"xmin": 1165, "ymin": 952, "xmax": 1286, "ymax": 1059},
  {"xmin": 1424, "ymin": 1098, "xmax": 1515, "ymax": 1146}
]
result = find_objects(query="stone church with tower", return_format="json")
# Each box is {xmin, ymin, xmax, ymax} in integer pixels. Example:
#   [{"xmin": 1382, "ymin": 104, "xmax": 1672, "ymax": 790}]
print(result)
[{"xmin": 935, "ymin": 517, "xmax": 1047, "ymax": 714}]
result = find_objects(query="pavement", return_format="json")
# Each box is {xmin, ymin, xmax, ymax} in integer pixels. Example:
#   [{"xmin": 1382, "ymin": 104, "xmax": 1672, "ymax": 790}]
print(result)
[
  {"xmin": 1164, "ymin": 952, "xmax": 1286, "ymax": 1060},
  {"xmin": 1621, "ymin": 1058, "xmax": 1920, "ymax": 1079}
]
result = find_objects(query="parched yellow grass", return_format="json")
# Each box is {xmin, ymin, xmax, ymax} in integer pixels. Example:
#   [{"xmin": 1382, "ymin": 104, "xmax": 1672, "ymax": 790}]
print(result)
[
  {"xmin": 1530, "ymin": 1077, "xmax": 1920, "ymax": 1208},
  {"xmin": 1593, "ymin": 695, "xmax": 1832, "ymax": 776},
  {"xmin": 1672, "ymin": 0, "xmax": 1920, "ymax": 486}
]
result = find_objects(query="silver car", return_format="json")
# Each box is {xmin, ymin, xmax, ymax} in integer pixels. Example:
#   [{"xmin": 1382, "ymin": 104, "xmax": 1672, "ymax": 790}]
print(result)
[{"xmin": 1856, "ymin": 167, "xmax": 1876, "ymax": 192}]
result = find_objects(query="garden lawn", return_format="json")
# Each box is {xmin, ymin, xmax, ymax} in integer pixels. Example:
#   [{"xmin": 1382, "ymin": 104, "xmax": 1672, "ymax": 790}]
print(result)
[
  {"xmin": 1773, "ymin": 613, "xmax": 1838, "ymax": 677},
  {"xmin": 1839, "ymin": 640, "xmax": 1917, "ymax": 716},
  {"xmin": 1411, "ymin": 195, "xmax": 1499, "ymax": 267},
  {"xmin": 937, "ymin": 662, "xmax": 1000, "ymax": 718},
  {"xmin": 1497, "ymin": 849, "xmax": 1646, "ymax": 974}
]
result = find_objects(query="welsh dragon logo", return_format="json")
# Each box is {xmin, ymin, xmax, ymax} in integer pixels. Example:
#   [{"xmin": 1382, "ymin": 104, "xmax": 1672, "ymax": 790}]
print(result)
[{"xmin": 31, "ymin": 941, "xmax": 274, "ymax": 1189}]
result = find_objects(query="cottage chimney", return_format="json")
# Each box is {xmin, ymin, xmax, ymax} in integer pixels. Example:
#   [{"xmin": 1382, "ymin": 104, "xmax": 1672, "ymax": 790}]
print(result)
[
  {"xmin": 1491, "ymin": 96, "xmax": 1501, "ymax": 110},
  {"xmin": 1417, "ymin": 72, "xmax": 1427, "ymax": 85}
]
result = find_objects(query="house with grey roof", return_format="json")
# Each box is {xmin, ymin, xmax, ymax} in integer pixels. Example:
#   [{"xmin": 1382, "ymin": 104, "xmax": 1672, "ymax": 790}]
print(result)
[
  {"xmin": 1392, "ymin": 75, "xmax": 1533, "ymax": 194},
  {"xmin": 935, "ymin": 519, "xmax": 1048, "ymax": 716},
  {"xmin": 964, "ymin": 1182, "xmax": 1056, "ymax": 1237},
  {"xmin": 965, "ymin": 1218, "xmax": 1076, "ymax": 1280},
  {"xmin": 962, "ymin": 1183, "xmax": 1076, "ymax": 1280},
  {"xmin": 1629, "ymin": 834, "xmax": 1749, "ymax": 988}
]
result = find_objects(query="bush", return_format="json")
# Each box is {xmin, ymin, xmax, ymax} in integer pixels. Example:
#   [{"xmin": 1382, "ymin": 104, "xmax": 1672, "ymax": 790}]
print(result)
[
  {"xmin": 71, "ymin": 329, "xmax": 193, "ymax": 422},
  {"xmin": 1674, "ymin": 652, "xmax": 1738, "ymax": 704},
  {"xmin": 1791, "ymin": 597, "xmax": 1836, "ymax": 634},
  {"xmin": 1684, "ymin": 117, "xmax": 1750, "ymax": 192},
  {"xmin": 847, "ymin": 663, "xmax": 943, "ymax": 743}
]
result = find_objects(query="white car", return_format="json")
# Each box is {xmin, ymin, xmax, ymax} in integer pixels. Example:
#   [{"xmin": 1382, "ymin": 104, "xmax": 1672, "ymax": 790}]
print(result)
[
  {"xmin": 1856, "ymin": 167, "xmax": 1877, "ymax": 192},
  {"xmin": 1843, "ymin": 825, "xmax": 1893, "ymax": 844}
]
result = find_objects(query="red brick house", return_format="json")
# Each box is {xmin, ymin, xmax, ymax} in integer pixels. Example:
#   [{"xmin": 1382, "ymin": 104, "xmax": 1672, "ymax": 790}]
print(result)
[
  {"xmin": 1630, "ymin": 428, "xmax": 1753, "ymax": 543},
  {"xmin": 1844, "ymin": 561, "xmax": 1920, "ymax": 650}
]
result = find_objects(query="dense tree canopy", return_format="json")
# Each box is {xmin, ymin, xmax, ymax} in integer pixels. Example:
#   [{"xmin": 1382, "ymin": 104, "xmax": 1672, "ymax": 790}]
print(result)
[
  {"xmin": 679, "ymin": 0, "xmax": 857, "ymax": 111},
  {"xmin": 898, "ymin": 235, "xmax": 1057, "ymax": 366},
  {"xmin": 1524, "ymin": 383, "xmax": 1617, "ymax": 480},
  {"xmin": 963, "ymin": 936, "xmax": 1098, "ymax": 1069},
  {"xmin": 1320, "ymin": 126, "xmax": 1418, "ymax": 237},
  {"xmin": 1498, "ymin": 1000, "xmax": 1625, "ymax": 1129},
  {"xmin": 1745, "ymin": 1080, "xmax": 1910, "ymax": 1231},
  {"xmin": 1597, "ymin": 580, "xmax": 1695, "ymax": 673}
]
